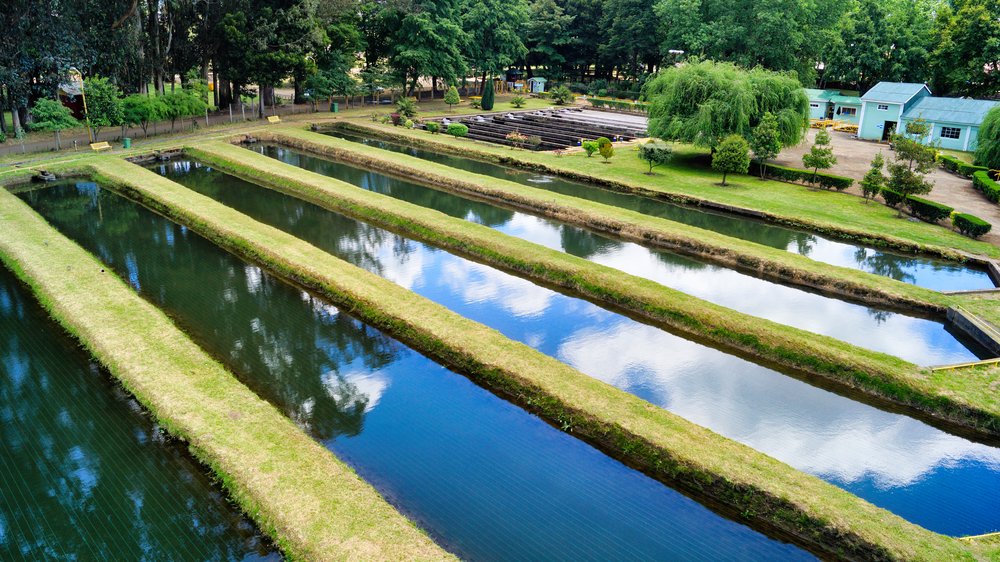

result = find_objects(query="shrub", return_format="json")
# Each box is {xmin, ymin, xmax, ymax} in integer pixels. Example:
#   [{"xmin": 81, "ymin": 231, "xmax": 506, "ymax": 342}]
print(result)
[
  {"xmin": 369, "ymin": 112, "xmax": 381, "ymax": 122},
  {"xmin": 598, "ymin": 139, "xmax": 615, "ymax": 163},
  {"xmin": 404, "ymin": 119, "xmax": 414, "ymax": 129},
  {"xmin": 972, "ymin": 171, "xmax": 1000, "ymax": 203},
  {"xmin": 390, "ymin": 112, "xmax": 402, "ymax": 126},
  {"xmin": 953, "ymin": 213, "xmax": 993, "ymax": 238},
  {"xmin": 905, "ymin": 196, "xmax": 953, "ymax": 223},
  {"xmin": 511, "ymin": 95, "xmax": 527, "ymax": 108},
  {"xmin": 506, "ymin": 130, "xmax": 528, "ymax": 149},
  {"xmin": 759, "ymin": 163, "xmax": 854, "ymax": 190},
  {"xmin": 582, "ymin": 140, "xmax": 599, "ymax": 157},
  {"xmin": 526, "ymin": 135, "xmax": 542, "ymax": 150},
  {"xmin": 638, "ymin": 141, "xmax": 673, "ymax": 174},
  {"xmin": 447, "ymin": 123, "xmax": 469, "ymax": 137},
  {"xmin": 0, "ymin": 130, "xmax": 6, "ymax": 143},
  {"xmin": 395, "ymin": 96, "xmax": 418, "ymax": 118},
  {"xmin": 425, "ymin": 122, "xmax": 440, "ymax": 134},
  {"xmin": 444, "ymin": 86, "xmax": 460, "ymax": 110},
  {"xmin": 482, "ymin": 78, "xmax": 495, "ymax": 110},
  {"xmin": 551, "ymin": 85, "xmax": 575, "ymax": 105},
  {"xmin": 712, "ymin": 134, "xmax": 750, "ymax": 185},
  {"xmin": 881, "ymin": 187, "xmax": 905, "ymax": 208}
]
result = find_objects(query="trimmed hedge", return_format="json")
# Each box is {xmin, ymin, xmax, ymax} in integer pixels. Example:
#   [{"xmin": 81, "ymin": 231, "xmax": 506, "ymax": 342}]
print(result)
[
  {"xmin": 881, "ymin": 188, "xmax": 905, "ymax": 208},
  {"xmin": 424, "ymin": 122, "xmax": 440, "ymax": 134},
  {"xmin": 446, "ymin": 123, "xmax": 469, "ymax": 137},
  {"xmin": 939, "ymin": 154, "xmax": 988, "ymax": 177},
  {"xmin": 953, "ymin": 213, "xmax": 993, "ymax": 238},
  {"xmin": 972, "ymin": 170, "xmax": 1000, "ymax": 203},
  {"xmin": 905, "ymin": 196, "xmax": 953, "ymax": 223},
  {"xmin": 759, "ymin": 163, "xmax": 854, "ymax": 190}
]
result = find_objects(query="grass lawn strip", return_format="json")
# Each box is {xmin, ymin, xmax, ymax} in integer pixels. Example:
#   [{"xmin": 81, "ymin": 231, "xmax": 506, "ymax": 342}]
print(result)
[
  {"xmin": 187, "ymin": 140, "xmax": 1000, "ymax": 437},
  {"xmin": 334, "ymin": 120, "xmax": 1000, "ymax": 261},
  {"xmin": 89, "ymin": 155, "xmax": 989, "ymax": 561},
  {"xmin": 264, "ymin": 128, "xmax": 949, "ymax": 314},
  {"xmin": 0, "ymin": 186, "xmax": 451, "ymax": 562}
]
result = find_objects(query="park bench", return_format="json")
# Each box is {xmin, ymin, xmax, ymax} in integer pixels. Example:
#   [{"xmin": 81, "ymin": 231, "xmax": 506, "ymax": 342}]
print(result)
[
  {"xmin": 267, "ymin": 115, "xmax": 281, "ymax": 124},
  {"xmin": 90, "ymin": 141, "xmax": 111, "ymax": 151}
]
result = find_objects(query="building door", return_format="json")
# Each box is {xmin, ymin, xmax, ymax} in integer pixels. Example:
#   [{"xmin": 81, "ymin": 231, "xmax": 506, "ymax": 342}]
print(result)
[{"xmin": 881, "ymin": 121, "xmax": 896, "ymax": 142}]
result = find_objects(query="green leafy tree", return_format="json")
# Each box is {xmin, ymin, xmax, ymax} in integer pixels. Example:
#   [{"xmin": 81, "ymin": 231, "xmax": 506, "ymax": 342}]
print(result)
[
  {"xmin": 749, "ymin": 112, "xmax": 782, "ymax": 179},
  {"xmin": 525, "ymin": 0, "xmax": 575, "ymax": 73},
  {"xmin": 712, "ymin": 134, "xmax": 750, "ymax": 185},
  {"xmin": 160, "ymin": 90, "xmax": 207, "ymax": 132},
  {"xmin": 83, "ymin": 76, "xmax": 123, "ymax": 140},
  {"xmin": 931, "ymin": 0, "xmax": 1000, "ymax": 96},
  {"xmin": 645, "ymin": 61, "xmax": 808, "ymax": 152},
  {"xmin": 481, "ymin": 78, "xmax": 495, "ymax": 110},
  {"xmin": 463, "ymin": 0, "xmax": 529, "ymax": 82},
  {"xmin": 976, "ymin": 106, "xmax": 1000, "ymax": 169},
  {"xmin": 801, "ymin": 128, "xmax": 837, "ymax": 185},
  {"xmin": 396, "ymin": 96, "xmax": 418, "ymax": 118},
  {"xmin": 638, "ymin": 141, "xmax": 673, "ymax": 174},
  {"xmin": 390, "ymin": 0, "xmax": 468, "ymax": 95},
  {"xmin": 582, "ymin": 140, "xmax": 599, "ymax": 157},
  {"xmin": 597, "ymin": 136, "xmax": 614, "ymax": 162},
  {"xmin": 885, "ymin": 125, "xmax": 937, "ymax": 214},
  {"xmin": 444, "ymin": 86, "xmax": 461, "ymax": 111},
  {"xmin": 860, "ymin": 152, "xmax": 886, "ymax": 203},
  {"xmin": 31, "ymin": 98, "xmax": 78, "ymax": 150},
  {"xmin": 122, "ymin": 94, "xmax": 165, "ymax": 137}
]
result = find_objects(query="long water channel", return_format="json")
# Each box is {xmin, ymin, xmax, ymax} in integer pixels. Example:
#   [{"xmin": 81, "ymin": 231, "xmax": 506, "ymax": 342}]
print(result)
[
  {"xmin": 256, "ymin": 143, "xmax": 986, "ymax": 367},
  {"xmin": 17, "ymin": 180, "xmax": 813, "ymax": 561},
  {"xmin": 149, "ymin": 159, "xmax": 1000, "ymax": 537},
  {"xmin": 0, "ymin": 261, "xmax": 274, "ymax": 559},
  {"xmin": 328, "ymin": 130, "xmax": 995, "ymax": 293}
]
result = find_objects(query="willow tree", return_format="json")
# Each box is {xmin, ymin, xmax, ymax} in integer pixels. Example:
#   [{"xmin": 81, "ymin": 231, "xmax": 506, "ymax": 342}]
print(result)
[{"xmin": 644, "ymin": 60, "xmax": 808, "ymax": 151}]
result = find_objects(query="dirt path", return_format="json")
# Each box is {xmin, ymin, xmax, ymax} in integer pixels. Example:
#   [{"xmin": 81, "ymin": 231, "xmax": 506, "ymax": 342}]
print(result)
[{"xmin": 774, "ymin": 129, "xmax": 1000, "ymax": 246}]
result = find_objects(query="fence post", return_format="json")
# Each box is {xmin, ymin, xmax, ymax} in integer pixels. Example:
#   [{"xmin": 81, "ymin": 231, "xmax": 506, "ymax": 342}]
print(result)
[{"xmin": 205, "ymin": 107, "xmax": 209, "ymax": 128}]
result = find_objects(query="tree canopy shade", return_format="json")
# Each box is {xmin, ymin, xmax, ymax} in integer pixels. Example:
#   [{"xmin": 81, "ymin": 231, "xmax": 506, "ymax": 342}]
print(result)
[
  {"xmin": 644, "ymin": 61, "xmax": 808, "ymax": 150},
  {"xmin": 975, "ymin": 106, "xmax": 1000, "ymax": 169},
  {"xmin": 30, "ymin": 98, "xmax": 78, "ymax": 150}
]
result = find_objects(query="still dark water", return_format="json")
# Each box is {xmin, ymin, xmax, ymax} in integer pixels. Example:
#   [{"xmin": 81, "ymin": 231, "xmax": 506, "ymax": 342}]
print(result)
[
  {"xmin": 0, "ymin": 263, "xmax": 274, "ymax": 559},
  {"xmin": 150, "ymin": 161, "xmax": 1000, "ymax": 537},
  {"xmin": 327, "ymin": 130, "xmax": 994, "ymax": 292},
  {"xmin": 257, "ymin": 144, "xmax": 985, "ymax": 367},
  {"xmin": 18, "ymin": 180, "xmax": 813, "ymax": 561}
]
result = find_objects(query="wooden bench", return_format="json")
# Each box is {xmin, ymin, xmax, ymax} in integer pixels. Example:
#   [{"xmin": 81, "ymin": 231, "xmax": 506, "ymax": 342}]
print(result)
[
  {"xmin": 89, "ymin": 142, "xmax": 112, "ymax": 152},
  {"xmin": 266, "ymin": 115, "xmax": 281, "ymax": 124}
]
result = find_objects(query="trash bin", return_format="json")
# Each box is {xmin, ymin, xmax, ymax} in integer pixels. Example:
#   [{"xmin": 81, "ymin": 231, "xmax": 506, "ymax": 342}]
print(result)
[
  {"xmin": 122, "ymin": 137, "xmax": 132, "ymax": 149},
  {"xmin": 330, "ymin": 102, "xmax": 339, "ymax": 113}
]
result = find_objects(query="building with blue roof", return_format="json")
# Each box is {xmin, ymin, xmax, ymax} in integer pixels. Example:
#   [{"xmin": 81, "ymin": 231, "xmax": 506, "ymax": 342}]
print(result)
[
  {"xmin": 856, "ymin": 81, "xmax": 998, "ymax": 151},
  {"xmin": 805, "ymin": 89, "xmax": 862, "ymax": 123}
]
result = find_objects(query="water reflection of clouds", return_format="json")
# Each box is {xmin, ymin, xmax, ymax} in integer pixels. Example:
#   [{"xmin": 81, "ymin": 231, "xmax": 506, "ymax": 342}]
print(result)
[
  {"xmin": 439, "ymin": 256, "xmax": 555, "ymax": 318},
  {"xmin": 559, "ymin": 320, "xmax": 1000, "ymax": 488}
]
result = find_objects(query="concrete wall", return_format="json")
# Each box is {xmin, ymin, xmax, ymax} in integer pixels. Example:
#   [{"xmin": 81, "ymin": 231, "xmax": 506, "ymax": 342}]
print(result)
[
  {"xmin": 859, "ymin": 101, "xmax": 902, "ymax": 140},
  {"xmin": 809, "ymin": 102, "xmax": 827, "ymax": 120},
  {"xmin": 899, "ymin": 119, "xmax": 981, "ymax": 152}
]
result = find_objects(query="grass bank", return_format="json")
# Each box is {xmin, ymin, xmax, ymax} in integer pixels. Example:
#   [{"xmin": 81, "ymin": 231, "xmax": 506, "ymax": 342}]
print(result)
[
  {"xmin": 333, "ymin": 120, "xmax": 1000, "ymax": 261},
  {"xmin": 89, "ymin": 156, "xmax": 991, "ymax": 561},
  {"xmin": 0, "ymin": 185, "xmax": 450, "ymax": 561},
  {"xmin": 263, "ymin": 128, "xmax": 949, "ymax": 314},
  {"xmin": 187, "ymin": 140, "xmax": 1000, "ymax": 437}
]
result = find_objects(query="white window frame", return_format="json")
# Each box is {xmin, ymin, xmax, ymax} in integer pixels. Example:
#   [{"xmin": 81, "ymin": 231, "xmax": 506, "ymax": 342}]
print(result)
[
  {"xmin": 840, "ymin": 107, "xmax": 857, "ymax": 116},
  {"xmin": 940, "ymin": 126, "xmax": 961, "ymax": 140},
  {"xmin": 876, "ymin": 104, "xmax": 889, "ymax": 111}
]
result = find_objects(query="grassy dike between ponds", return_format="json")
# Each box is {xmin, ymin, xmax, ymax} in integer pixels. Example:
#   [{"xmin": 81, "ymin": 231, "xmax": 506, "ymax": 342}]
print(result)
[
  {"xmin": 187, "ymin": 140, "xmax": 1000, "ymax": 437},
  {"xmin": 263, "ymin": 128, "xmax": 949, "ymax": 313},
  {"xmin": 0, "ymin": 186, "xmax": 451, "ymax": 562},
  {"xmin": 334, "ymin": 120, "xmax": 1000, "ymax": 261},
  {"xmin": 89, "ymin": 156, "xmax": 989, "ymax": 561}
]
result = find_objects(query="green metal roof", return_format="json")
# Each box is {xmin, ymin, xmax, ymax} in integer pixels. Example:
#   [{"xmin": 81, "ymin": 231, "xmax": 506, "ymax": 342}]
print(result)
[
  {"xmin": 861, "ymin": 82, "xmax": 930, "ymax": 104},
  {"xmin": 829, "ymin": 94, "xmax": 860, "ymax": 105},
  {"xmin": 804, "ymin": 88, "xmax": 838, "ymax": 102},
  {"xmin": 903, "ymin": 96, "xmax": 999, "ymax": 126}
]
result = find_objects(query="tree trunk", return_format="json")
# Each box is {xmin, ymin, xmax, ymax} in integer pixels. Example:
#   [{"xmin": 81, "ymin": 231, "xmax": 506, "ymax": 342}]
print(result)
[
  {"xmin": 212, "ymin": 64, "xmax": 220, "ymax": 108},
  {"xmin": 721, "ymin": 171, "xmax": 728, "ymax": 186},
  {"xmin": 431, "ymin": 76, "xmax": 437, "ymax": 99},
  {"xmin": 11, "ymin": 106, "xmax": 22, "ymax": 135},
  {"xmin": 480, "ymin": 71, "xmax": 487, "ymax": 95}
]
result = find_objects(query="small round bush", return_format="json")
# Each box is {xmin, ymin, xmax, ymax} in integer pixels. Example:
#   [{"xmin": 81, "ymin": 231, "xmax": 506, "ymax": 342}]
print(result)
[
  {"xmin": 425, "ymin": 122, "xmax": 440, "ymax": 134},
  {"xmin": 511, "ymin": 95, "xmax": 526, "ymax": 108},
  {"xmin": 582, "ymin": 140, "xmax": 599, "ymax": 157},
  {"xmin": 447, "ymin": 123, "xmax": 469, "ymax": 137},
  {"xmin": 404, "ymin": 119, "xmax": 414, "ymax": 129}
]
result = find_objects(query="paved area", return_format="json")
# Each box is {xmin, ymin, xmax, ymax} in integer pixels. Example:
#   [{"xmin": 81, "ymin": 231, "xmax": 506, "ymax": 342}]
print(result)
[{"xmin": 774, "ymin": 129, "xmax": 1000, "ymax": 246}]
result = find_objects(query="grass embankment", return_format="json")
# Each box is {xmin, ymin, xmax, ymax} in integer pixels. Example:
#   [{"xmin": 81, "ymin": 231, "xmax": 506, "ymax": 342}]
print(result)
[
  {"xmin": 88, "ymin": 156, "xmax": 991, "ymax": 561},
  {"xmin": 188, "ymin": 140, "xmax": 1000, "ymax": 437},
  {"xmin": 334, "ymin": 120, "xmax": 1000, "ymax": 261},
  {"xmin": 264, "ymin": 128, "xmax": 948, "ymax": 313},
  {"xmin": 0, "ymin": 186, "xmax": 450, "ymax": 561}
]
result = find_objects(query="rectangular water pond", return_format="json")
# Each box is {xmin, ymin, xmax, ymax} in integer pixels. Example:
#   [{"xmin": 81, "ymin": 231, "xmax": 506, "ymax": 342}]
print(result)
[
  {"xmin": 255, "ymin": 143, "xmax": 988, "ymax": 367},
  {"xmin": 17, "ymin": 179, "xmax": 813, "ymax": 561},
  {"xmin": 151, "ymin": 159, "xmax": 1000, "ymax": 537},
  {"xmin": 327, "ymin": 129, "xmax": 995, "ymax": 293},
  {"xmin": 0, "ymin": 262, "xmax": 274, "ymax": 560}
]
